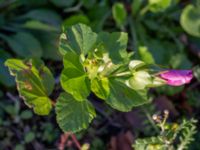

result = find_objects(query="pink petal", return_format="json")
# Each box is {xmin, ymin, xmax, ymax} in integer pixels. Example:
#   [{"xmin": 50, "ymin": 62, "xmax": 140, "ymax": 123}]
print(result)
[{"xmin": 159, "ymin": 70, "xmax": 193, "ymax": 86}]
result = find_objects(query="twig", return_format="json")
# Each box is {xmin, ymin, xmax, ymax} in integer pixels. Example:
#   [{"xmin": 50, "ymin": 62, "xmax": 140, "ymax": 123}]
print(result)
[
  {"xmin": 6, "ymin": 92, "xmax": 18, "ymax": 102},
  {"xmin": 58, "ymin": 132, "xmax": 70, "ymax": 150},
  {"xmin": 58, "ymin": 132, "xmax": 82, "ymax": 150},
  {"xmin": 71, "ymin": 133, "xmax": 82, "ymax": 150}
]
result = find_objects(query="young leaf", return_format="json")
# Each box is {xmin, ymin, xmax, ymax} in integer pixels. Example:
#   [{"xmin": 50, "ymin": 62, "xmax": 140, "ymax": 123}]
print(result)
[
  {"xmin": 59, "ymin": 23, "xmax": 97, "ymax": 55},
  {"xmin": 91, "ymin": 77, "xmax": 110, "ymax": 100},
  {"xmin": 112, "ymin": 2, "xmax": 127, "ymax": 27},
  {"xmin": 106, "ymin": 79, "xmax": 149, "ymax": 112},
  {"xmin": 60, "ymin": 52, "xmax": 90, "ymax": 101},
  {"xmin": 5, "ymin": 59, "xmax": 54, "ymax": 115},
  {"xmin": 148, "ymin": 0, "xmax": 172, "ymax": 12},
  {"xmin": 138, "ymin": 46, "xmax": 155, "ymax": 64},
  {"xmin": 56, "ymin": 92, "xmax": 96, "ymax": 133}
]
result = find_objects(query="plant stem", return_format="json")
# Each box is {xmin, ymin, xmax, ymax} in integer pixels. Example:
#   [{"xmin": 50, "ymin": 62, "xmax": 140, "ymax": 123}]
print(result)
[
  {"xmin": 71, "ymin": 133, "xmax": 82, "ymax": 150},
  {"xmin": 142, "ymin": 108, "xmax": 160, "ymax": 133},
  {"xmin": 128, "ymin": 16, "xmax": 138, "ymax": 52},
  {"xmin": 113, "ymin": 71, "xmax": 132, "ymax": 77}
]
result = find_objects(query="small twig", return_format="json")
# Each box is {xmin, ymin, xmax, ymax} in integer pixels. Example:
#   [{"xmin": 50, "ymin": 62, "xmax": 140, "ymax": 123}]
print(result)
[
  {"xmin": 58, "ymin": 132, "xmax": 82, "ymax": 150},
  {"xmin": 59, "ymin": 132, "xmax": 70, "ymax": 150},
  {"xmin": 71, "ymin": 133, "xmax": 82, "ymax": 150},
  {"xmin": 63, "ymin": 2, "xmax": 83, "ymax": 13},
  {"xmin": 6, "ymin": 92, "xmax": 18, "ymax": 102}
]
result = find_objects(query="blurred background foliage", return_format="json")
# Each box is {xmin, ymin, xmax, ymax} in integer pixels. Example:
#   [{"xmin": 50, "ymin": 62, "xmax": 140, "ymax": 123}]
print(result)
[{"xmin": 0, "ymin": 0, "xmax": 200, "ymax": 149}]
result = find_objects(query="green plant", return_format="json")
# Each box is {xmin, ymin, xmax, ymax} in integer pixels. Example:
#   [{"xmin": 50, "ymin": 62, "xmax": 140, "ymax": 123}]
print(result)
[
  {"xmin": 5, "ymin": 23, "xmax": 166, "ymax": 133},
  {"xmin": 133, "ymin": 111, "xmax": 197, "ymax": 150}
]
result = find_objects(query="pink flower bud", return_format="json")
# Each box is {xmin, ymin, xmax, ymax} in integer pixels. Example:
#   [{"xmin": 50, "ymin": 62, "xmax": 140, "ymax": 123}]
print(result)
[{"xmin": 159, "ymin": 70, "xmax": 193, "ymax": 86}]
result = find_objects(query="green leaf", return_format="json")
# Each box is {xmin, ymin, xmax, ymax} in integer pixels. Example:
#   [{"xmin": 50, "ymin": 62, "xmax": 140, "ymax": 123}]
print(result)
[
  {"xmin": 91, "ymin": 77, "xmax": 110, "ymax": 100},
  {"xmin": 128, "ymin": 71, "xmax": 152, "ymax": 90},
  {"xmin": 23, "ymin": 20, "xmax": 58, "ymax": 31},
  {"xmin": 59, "ymin": 23, "xmax": 97, "ymax": 55},
  {"xmin": 15, "ymin": 144, "xmax": 25, "ymax": 150},
  {"xmin": 138, "ymin": 46, "xmax": 155, "ymax": 64},
  {"xmin": 60, "ymin": 52, "xmax": 90, "ymax": 101},
  {"xmin": 180, "ymin": 4, "xmax": 200, "ymax": 37},
  {"xmin": 34, "ymin": 32, "xmax": 62, "ymax": 60},
  {"xmin": 1, "ymin": 32, "xmax": 43, "ymax": 58},
  {"xmin": 5, "ymin": 59, "xmax": 54, "ymax": 115},
  {"xmin": 21, "ymin": 9, "xmax": 62, "ymax": 27},
  {"xmin": 106, "ymin": 79, "xmax": 149, "ymax": 112},
  {"xmin": 134, "ymin": 136, "xmax": 165, "ymax": 150},
  {"xmin": 131, "ymin": 0, "xmax": 143, "ymax": 16},
  {"xmin": 0, "ymin": 51, "xmax": 15, "ymax": 87},
  {"xmin": 148, "ymin": 0, "xmax": 172, "ymax": 12},
  {"xmin": 20, "ymin": 110, "xmax": 33, "ymax": 120},
  {"xmin": 4, "ymin": 59, "xmax": 29, "ymax": 75},
  {"xmin": 112, "ymin": 2, "xmax": 127, "ymax": 27},
  {"xmin": 56, "ymin": 92, "xmax": 96, "ymax": 133},
  {"xmin": 25, "ymin": 131, "xmax": 35, "ymax": 143},
  {"xmin": 50, "ymin": 0, "xmax": 75, "ymax": 7},
  {"xmin": 98, "ymin": 32, "xmax": 128, "ymax": 63},
  {"xmin": 62, "ymin": 14, "xmax": 90, "ymax": 30}
]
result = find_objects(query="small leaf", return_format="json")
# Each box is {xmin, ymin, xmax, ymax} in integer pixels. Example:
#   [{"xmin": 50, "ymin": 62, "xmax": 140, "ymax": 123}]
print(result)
[
  {"xmin": 20, "ymin": 110, "xmax": 33, "ymax": 120},
  {"xmin": 91, "ymin": 77, "xmax": 110, "ymax": 100},
  {"xmin": 138, "ymin": 46, "xmax": 155, "ymax": 64},
  {"xmin": 56, "ymin": 92, "xmax": 96, "ymax": 133},
  {"xmin": 23, "ymin": 20, "xmax": 58, "ymax": 31},
  {"xmin": 59, "ymin": 23, "xmax": 97, "ymax": 55},
  {"xmin": 131, "ymin": 0, "xmax": 143, "ymax": 16},
  {"xmin": 60, "ymin": 52, "xmax": 90, "ymax": 101},
  {"xmin": 112, "ymin": 2, "xmax": 127, "ymax": 27},
  {"xmin": 148, "ymin": 0, "xmax": 172, "ymax": 12},
  {"xmin": 25, "ymin": 131, "xmax": 35, "ymax": 143},
  {"xmin": 106, "ymin": 79, "xmax": 149, "ymax": 112},
  {"xmin": 180, "ymin": 4, "xmax": 200, "ymax": 37}
]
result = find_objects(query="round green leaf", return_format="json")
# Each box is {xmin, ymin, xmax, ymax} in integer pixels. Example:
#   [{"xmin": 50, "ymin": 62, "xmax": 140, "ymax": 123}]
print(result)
[
  {"xmin": 56, "ymin": 92, "xmax": 96, "ymax": 133},
  {"xmin": 181, "ymin": 4, "xmax": 200, "ymax": 37}
]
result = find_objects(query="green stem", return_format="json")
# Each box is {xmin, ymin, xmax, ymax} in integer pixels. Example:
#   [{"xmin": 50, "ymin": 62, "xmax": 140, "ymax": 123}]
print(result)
[
  {"xmin": 128, "ymin": 16, "xmax": 138, "ymax": 52},
  {"xmin": 142, "ymin": 108, "xmax": 160, "ymax": 133},
  {"xmin": 139, "ymin": 5, "xmax": 149, "ymax": 16}
]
